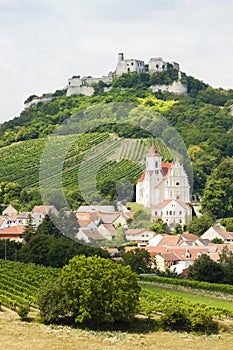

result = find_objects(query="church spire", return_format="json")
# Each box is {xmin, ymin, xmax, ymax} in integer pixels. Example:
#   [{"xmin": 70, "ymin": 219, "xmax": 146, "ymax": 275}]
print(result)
[{"xmin": 148, "ymin": 143, "xmax": 161, "ymax": 156}]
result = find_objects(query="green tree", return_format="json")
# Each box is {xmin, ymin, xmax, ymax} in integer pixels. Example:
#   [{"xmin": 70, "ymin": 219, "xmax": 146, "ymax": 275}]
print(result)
[
  {"xmin": 36, "ymin": 214, "xmax": 61, "ymax": 237},
  {"xmin": 0, "ymin": 239, "xmax": 22, "ymax": 260},
  {"xmin": 201, "ymin": 158, "xmax": 233, "ymax": 218},
  {"xmin": 187, "ymin": 254, "xmax": 225, "ymax": 283},
  {"xmin": 22, "ymin": 214, "xmax": 36, "ymax": 243},
  {"xmin": 150, "ymin": 218, "xmax": 169, "ymax": 233},
  {"xmin": 187, "ymin": 213, "xmax": 214, "ymax": 236},
  {"xmin": 56, "ymin": 209, "xmax": 80, "ymax": 238},
  {"xmin": 220, "ymin": 217, "xmax": 233, "ymax": 232},
  {"xmin": 60, "ymin": 255, "xmax": 140, "ymax": 325},
  {"xmin": 122, "ymin": 248, "xmax": 152, "ymax": 274}
]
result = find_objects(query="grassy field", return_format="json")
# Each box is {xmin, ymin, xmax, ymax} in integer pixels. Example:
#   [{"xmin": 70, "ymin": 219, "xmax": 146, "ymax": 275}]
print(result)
[
  {"xmin": 1, "ymin": 300, "xmax": 233, "ymax": 350},
  {"xmin": 0, "ymin": 315, "xmax": 233, "ymax": 350}
]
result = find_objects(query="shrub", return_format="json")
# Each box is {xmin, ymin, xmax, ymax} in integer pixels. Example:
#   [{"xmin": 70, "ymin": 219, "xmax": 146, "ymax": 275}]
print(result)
[
  {"xmin": 160, "ymin": 307, "xmax": 191, "ymax": 332},
  {"xmin": 38, "ymin": 280, "xmax": 70, "ymax": 324},
  {"xmin": 190, "ymin": 308, "xmax": 218, "ymax": 334},
  {"xmin": 17, "ymin": 304, "xmax": 30, "ymax": 321}
]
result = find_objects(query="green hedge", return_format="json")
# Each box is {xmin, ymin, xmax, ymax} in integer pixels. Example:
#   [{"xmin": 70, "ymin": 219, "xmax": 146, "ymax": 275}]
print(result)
[{"xmin": 139, "ymin": 275, "xmax": 233, "ymax": 294}]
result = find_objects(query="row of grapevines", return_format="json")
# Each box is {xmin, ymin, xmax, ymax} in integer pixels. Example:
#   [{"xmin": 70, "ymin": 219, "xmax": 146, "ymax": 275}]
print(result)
[
  {"xmin": 140, "ymin": 289, "xmax": 233, "ymax": 319},
  {"xmin": 0, "ymin": 259, "xmax": 59, "ymax": 309}
]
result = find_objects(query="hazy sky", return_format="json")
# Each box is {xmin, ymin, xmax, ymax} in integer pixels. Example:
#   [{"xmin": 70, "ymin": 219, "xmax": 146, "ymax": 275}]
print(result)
[{"xmin": 0, "ymin": 0, "xmax": 233, "ymax": 123}]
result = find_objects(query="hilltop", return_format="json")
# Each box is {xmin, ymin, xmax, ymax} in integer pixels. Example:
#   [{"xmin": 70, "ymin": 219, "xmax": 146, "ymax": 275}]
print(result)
[{"xmin": 0, "ymin": 58, "xmax": 232, "ymax": 218}]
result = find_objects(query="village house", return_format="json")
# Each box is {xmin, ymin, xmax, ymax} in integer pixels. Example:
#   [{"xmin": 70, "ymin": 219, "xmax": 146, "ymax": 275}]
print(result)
[
  {"xmin": 201, "ymin": 224, "xmax": 233, "ymax": 243},
  {"xmin": 98, "ymin": 223, "xmax": 117, "ymax": 240},
  {"xmin": 125, "ymin": 228, "xmax": 155, "ymax": 246},
  {"xmin": 124, "ymin": 240, "xmax": 221, "ymax": 274},
  {"xmin": 31, "ymin": 205, "xmax": 59, "ymax": 227},
  {"xmin": 16, "ymin": 212, "xmax": 33, "ymax": 226},
  {"xmin": 77, "ymin": 205, "xmax": 116, "ymax": 213},
  {"xmin": 76, "ymin": 228, "xmax": 105, "ymax": 243},
  {"xmin": 2, "ymin": 205, "xmax": 18, "ymax": 216},
  {"xmin": 75, "ymin": 212, "xmax": 98, "ymax": 229},
  {"xmin": 0, "ymin": 225, "xmax": 25, "ymax": 242}
]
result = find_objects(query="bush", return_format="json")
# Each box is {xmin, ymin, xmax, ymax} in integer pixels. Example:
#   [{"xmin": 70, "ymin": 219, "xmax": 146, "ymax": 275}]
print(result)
[
  {"xmin": 38, "ymin": 280, "xmax": 70, "ymax": 324},
  {"xmin": 160, "ymin": 306, "xmax": 219, "ymax": 334},
  {"xmin": 17, "ymin": 304, "xmax": 30, "ymax": 321},
  {"xmin": 190, "ymin": 308, "xmax": 218, "ymax": 334},
  {"xmin": 160, "ymin": 307, "xmax": 191, "ymax": 332}
]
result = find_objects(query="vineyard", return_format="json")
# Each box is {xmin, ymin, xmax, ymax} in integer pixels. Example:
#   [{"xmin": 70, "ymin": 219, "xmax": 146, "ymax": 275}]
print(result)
[
  {"xmin": 0, "ymin": 132, "xmax": 171, "ymax": 196},
  {"xmin": 140, "ymin": 287, "xmax": 233, "ymax": 319},
  {"xmin": 0, "ymin": 259, "xmax": 59, "ymax": 309},
  {"xmin": 1, "ymin": 257, "xmax": 233, "ymax": 331}
]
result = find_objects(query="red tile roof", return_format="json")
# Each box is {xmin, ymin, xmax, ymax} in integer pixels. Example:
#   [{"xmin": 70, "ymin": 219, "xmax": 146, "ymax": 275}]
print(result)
[
  {"xmin": 153, "ymin": 199, "xmax": 172, "ymax": 209},
  {"xmin": 159, "ymin": 253, "xmax": 180, "ymax": 262},
  {"xmin": 137, "ymin": 172, "xmax": 145, "ymax": 183},
  {"xmin": 0, "ymin": 225, "xmax": 25, "ymax": 236},
  {"xmin": 162, "ymin": 162, "xmax": 174, "ymax": 178},
  {"xmin": 158, "ymin": 235, "xmax": 182, "ymax": 246}
]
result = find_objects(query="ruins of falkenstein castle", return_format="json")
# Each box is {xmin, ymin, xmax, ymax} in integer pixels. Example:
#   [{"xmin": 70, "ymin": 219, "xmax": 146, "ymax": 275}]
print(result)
[
  {"xmin": 24, "ymin": 53, "xmax": 187, "ymax": 108},
  {"xmin": 66, "ymin": 53, "xmax": 187, "ymax": 97}
]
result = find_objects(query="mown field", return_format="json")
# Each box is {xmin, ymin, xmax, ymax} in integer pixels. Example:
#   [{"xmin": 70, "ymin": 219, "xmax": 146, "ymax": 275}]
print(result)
[{"xmin": 0, "ymin": 316, "xmax": 233, "ymax": 350}]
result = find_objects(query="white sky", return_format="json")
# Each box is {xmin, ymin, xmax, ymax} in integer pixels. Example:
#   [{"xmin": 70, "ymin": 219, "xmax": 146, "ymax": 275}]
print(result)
[{"xmin": 0, "ymin": 0, "xmax": 233, "ymax": 123}]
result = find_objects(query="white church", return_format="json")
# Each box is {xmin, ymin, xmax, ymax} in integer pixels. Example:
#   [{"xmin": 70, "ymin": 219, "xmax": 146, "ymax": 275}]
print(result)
[{"xmin": 136, "ymin": 145, "xmax": 192, "ymax": 228}]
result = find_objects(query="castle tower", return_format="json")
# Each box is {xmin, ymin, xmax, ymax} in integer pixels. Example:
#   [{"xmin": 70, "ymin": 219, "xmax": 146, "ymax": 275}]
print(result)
[{"xmin": 118, "ymin": 53, "xmax": 124, "ymax": 63}]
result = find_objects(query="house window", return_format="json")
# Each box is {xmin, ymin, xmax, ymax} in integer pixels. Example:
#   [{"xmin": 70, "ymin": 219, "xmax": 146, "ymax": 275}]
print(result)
[
  {"xmin": 176, "ymin": 182, "xmax": 180, "ymax": 186},
  {"xmin": 166, "ymin": 211, "xmax": 168, "ymax": 215},
  {"xmin": 169, "ymin": 211, "xmax": 172, "ymax": 215},
  {"xmin": 179, "ymin": 211, "xmax": 182, "ymax": 215},
  {"xmin": 179, "ymin": 219, "xmax": 182, "ymax": 223},
  {"xmin": 127, "ymin": 68, "xmax": 130, "ymax": 72},
  {"xmin": 173, "ymin": 211, "xmax": 175, "ymax": 215},
  {"xmin": 155, "ymin": 211, "xmax": 157, "ymax": 215}
]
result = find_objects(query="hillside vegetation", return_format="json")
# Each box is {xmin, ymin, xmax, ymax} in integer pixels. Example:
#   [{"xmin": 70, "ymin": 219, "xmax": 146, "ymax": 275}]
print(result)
[{"xmin": 0, "ymin": 71, "xmax": 232, "ymax": 217}]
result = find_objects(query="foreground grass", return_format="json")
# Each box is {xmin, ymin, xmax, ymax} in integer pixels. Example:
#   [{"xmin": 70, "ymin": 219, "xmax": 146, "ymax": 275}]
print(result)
[
  {"xmin": 142, "ymin": 285, "xmax": 233, "ymax": 311},
  {"xmin": 1, "ymin": 317, "xmax": 233, "ymax": 350}
]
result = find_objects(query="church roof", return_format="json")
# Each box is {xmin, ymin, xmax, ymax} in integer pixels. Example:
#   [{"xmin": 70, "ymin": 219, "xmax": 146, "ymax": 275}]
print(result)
[
  {"xmin": 137, "ymin": 172, "xmax": 145, "ymax": 183},
  {"xmin": 162, "ymin": 162, "xmax": 174, "ymax": 178},
  {"xmin": 147, "ymin": 144, "xmax": 161, "ymax": 156},
  {"xmin": 137, "ymin": 162, "xmax": 174, "ymax": 184}
]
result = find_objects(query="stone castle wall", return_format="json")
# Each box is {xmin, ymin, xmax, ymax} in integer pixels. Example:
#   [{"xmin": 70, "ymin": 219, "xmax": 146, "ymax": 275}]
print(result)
[{"xmin": 150, "ymin": 81, "xmax": 187, "ymax": 95}]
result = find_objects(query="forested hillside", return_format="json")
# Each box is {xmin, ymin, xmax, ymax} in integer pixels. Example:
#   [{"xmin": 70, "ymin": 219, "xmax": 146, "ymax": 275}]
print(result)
[{"xmin": 0, "ymin": 71, "xmax": 233, "ymax": 218}]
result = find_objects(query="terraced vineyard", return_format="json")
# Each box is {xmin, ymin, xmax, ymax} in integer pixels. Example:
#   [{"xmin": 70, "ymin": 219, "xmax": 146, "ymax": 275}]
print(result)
[{"xmin": 0, "ymin": 259, "xmax": 59, "ymax": 309}]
